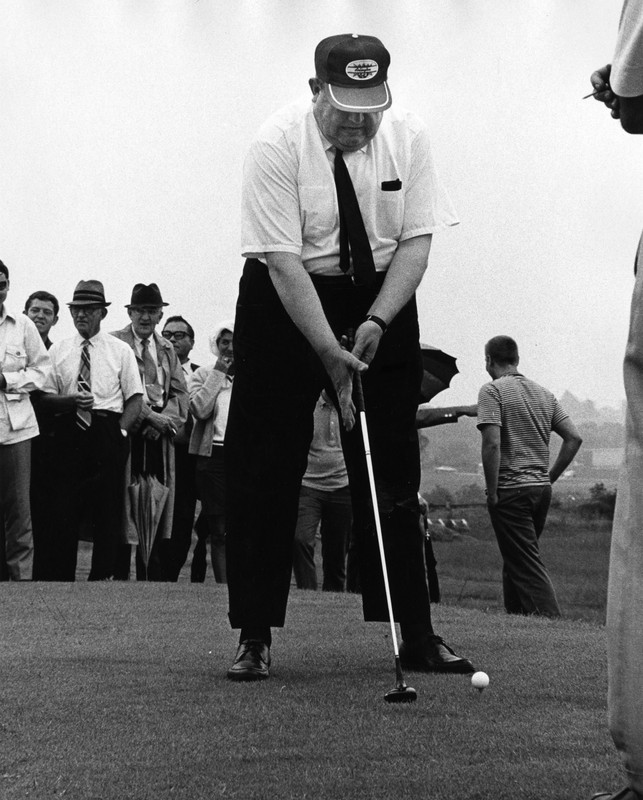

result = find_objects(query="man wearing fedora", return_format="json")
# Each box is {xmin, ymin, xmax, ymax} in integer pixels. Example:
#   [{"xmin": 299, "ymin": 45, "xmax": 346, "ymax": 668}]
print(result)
[
  {"xmin": 225, "ymin": 33, "xmax": 474, "ymax": 680},
  {"xmin": 41, "ymin": 280, "xmax": 142, "ymax": 580},
  {"xmin": 112, "ymin": 283, "xmax": 188, "ymax": 581},
  {"xmin": 0, "ymin": 259, "xmax": 50, "ymax": 580}
]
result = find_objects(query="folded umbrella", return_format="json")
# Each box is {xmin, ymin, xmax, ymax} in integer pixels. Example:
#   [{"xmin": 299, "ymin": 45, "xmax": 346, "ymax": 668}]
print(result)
[{"xmin": 128, "ymin": 474, "xmax": 170, "ymax": 580}]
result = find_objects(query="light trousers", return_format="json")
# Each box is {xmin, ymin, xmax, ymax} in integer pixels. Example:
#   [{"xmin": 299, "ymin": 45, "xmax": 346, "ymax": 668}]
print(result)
[
  {"xmin": 0, "ymin": 439, "xmax": 33, "ymax": 580},
  {"xmin": 607, "ymin": 257, "xmax": 643, "ymax": 796}
]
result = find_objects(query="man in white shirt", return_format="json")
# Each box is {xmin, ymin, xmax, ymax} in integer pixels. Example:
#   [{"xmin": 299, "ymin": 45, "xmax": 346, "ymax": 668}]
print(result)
[
  {"xmin": 225, "ymin": 33, "xmax": 474, "ymax": 681},
  {"xmin": 589, "ymin": 6, "xmax": 643, "ymax": 798},
  {"xmin": 42, "ymin": 280, "xmax": 142, "ymax": 580},
  {"xmin": 0, "ymin": 260, "xmax": 50, "ymax": 580}
]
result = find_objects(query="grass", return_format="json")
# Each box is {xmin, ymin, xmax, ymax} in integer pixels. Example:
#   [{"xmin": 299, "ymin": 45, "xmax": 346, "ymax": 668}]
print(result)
[
  {"xmin": 0, "ymin": 583, "xmax": 622, "ymax": 800},
  {"xmin": 428, "ymin": 503, "xmax": 612, "ymax": 624}
]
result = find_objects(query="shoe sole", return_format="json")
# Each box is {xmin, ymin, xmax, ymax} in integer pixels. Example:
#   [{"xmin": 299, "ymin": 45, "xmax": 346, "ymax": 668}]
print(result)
[
  {"xmin": 227, "ymin": 669, "xmax": 270, "ymax": 681},
  {"xmin": 401, "ymin": 660, "xmax": 475, "ymax": 675}
]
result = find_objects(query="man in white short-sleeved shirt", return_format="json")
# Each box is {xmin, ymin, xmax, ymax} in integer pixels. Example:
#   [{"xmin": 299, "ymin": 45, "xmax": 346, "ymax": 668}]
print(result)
[
  {"xmin": 225, "ymin": 33, "xmax": 474, "ymax": 682},
  {"xmin": 589, "ymin": 6, "xmax": 643, "ymax": 798},
  {"xmin": 42, "ymin": 280, "xmax": 142, "ymax": 581}
]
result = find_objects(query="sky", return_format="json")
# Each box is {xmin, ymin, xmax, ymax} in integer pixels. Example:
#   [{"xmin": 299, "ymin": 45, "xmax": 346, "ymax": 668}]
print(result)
[{"xmin": 1, "ymin": 0, "xmax": 640, "ymax": 412}]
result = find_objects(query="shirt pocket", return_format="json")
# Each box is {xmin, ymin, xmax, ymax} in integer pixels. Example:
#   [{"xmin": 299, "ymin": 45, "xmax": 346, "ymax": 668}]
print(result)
[
  {"xmin": 3, "ymin": 344, "xmax": 27, "ymax": 373},
  {"xmin": 375, "ymin": 185, "xmax": 405, "ymax": 238}
]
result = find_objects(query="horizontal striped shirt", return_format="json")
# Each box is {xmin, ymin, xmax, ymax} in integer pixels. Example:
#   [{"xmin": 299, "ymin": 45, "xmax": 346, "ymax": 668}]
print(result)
[{"xmin": 477, "ymin": 374, "xmax": 568, "ymax": 488}]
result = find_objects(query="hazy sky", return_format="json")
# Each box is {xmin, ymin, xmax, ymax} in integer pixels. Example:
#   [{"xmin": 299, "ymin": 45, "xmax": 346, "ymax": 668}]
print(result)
[{"xmin": 1, "ymin": 0, "xmax": 640, "ymax": 410}]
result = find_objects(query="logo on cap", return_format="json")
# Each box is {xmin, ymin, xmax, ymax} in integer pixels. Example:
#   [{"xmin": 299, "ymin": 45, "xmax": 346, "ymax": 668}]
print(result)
[{"xmin": 346, "ymin": 59, "xmax": 379, "ymax": 81}]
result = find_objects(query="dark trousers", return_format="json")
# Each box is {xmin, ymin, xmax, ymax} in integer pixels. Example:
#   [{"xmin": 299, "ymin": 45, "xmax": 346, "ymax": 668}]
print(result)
[
  {"xmin": 163, "ymin": 442, "xmax": 197, "ymax": 581},
  {"xmin": 48, "ymin": 412, "xmax": 128, "ymax": 581},
  {"xmin": 488, "ymin": 484, "xmax": 561, "ymax": 617},
  {"xmin": 225, "ymin": 259, "xmax": 432, "ymax": 628},
  {"xmin": 292, "ymin": 485, "xmax": 352, "ymax": 591},
  {"xmin": 191, "ymin": 448, "xmax": 227, "ymax": 583}
]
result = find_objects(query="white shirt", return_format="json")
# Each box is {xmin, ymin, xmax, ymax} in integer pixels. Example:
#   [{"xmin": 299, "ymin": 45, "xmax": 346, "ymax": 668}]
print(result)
[
  {"xmin": 132, "ymin": 328, "xmax": 166, "ymax": 404},
  {"xmin": 0, "ymin": 306, "xmax": 50, "ymax": 444},
  {"xmin": 212, "ymin": 378, "xmax": 232, "ymax": 445},
  {"xmin": 612, "ymin": 0, "xmax": 643, "ymax": 97},
  {"xmin": 241, "ymin": 98, "xmax": 458, "ymax": 275},
  {"xmin": 182, "ymin": 361, "xmax": 198, "ymax": 392},
  {"xmin": 44, "ymin": 330, "xmax": 142, "ymax": 413}
]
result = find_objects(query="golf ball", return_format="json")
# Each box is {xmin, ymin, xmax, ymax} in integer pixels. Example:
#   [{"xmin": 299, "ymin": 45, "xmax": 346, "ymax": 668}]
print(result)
[{"xmin": 471, "ymin": 671, "xmax": 489, "ymax": 691}]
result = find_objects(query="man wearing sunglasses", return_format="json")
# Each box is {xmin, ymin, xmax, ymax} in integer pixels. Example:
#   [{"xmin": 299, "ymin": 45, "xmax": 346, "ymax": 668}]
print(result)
[
  {"xmin": 160, "ymin": 316, "xmax": 200, "ymax": 581},
  {"xmin": 0, "ymin": 260, "xmax": 50, "ymax": 580}
]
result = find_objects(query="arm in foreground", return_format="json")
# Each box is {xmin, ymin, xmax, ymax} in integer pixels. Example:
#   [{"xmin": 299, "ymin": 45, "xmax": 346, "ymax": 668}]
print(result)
[
  {"xmin": 549, "ymin": 417, "xmax": 583, "ymax": 484},
  {"xmin": 265, "ymin": 251, "xmax": 367, "ymax": 431},
  {"xmin": 352, "ymin": 234, "xmax": 432, "ymax": 366},
  {"xmin": 416, "ymin": 404, "xmax": 477, "ymax": 430},
  {"xmin": 480, "ymin": 423, "xmax": 501, "ymax": 507},
  {"xmin": 590, "ymin": 63, "xmax": 643, "ymax": 133}
]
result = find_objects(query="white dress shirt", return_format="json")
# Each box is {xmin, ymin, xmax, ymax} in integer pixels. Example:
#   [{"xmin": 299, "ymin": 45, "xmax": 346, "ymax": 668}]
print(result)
[
  {"xmin": 241, "ymin": 98, "xmax": 458, "ymax": 275},
  {"xmin": 0, "ymin": 306, "xmax": 50, "ymax": 444},
  {"xmin": 44, "ymin": 330, "xmax": 142, "ymax": 413}
]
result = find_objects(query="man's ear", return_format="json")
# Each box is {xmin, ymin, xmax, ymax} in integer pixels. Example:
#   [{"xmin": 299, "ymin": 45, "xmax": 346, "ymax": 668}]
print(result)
[
  {"xmin": 101, "ymin": 308, "xmax": 108, "ymax": 321},
  {"xmin": 52, "ymin": 315, "xmax": 59, "ymax": 327},
  {"xmin": 309, "ymin": 77, "xmax": 323, "ymax": 99}
]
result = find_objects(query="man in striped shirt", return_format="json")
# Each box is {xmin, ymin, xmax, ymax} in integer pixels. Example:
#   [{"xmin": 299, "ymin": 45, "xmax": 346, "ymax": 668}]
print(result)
[{"xmin": 477, "ymin": 335, "xmax": 582, "ymax": 617}]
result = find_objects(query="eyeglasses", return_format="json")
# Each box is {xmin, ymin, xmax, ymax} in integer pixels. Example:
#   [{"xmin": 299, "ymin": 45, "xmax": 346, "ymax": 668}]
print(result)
[{"xmin": 162, "ymin": 331, "xmax": 189, "ymax": 341}]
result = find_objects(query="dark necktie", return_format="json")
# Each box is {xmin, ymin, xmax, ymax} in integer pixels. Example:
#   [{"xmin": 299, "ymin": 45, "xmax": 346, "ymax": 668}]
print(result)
[
  {"xmin": 76, "ymin": 339, "xmax": 92, "ymax": 430},
  {"xmin": 334, "ymin": 148, "xmax": 376, "ymax": 286},
  {"xmin": 141, "ymin": 338, "xmax": 163, "ymax": 407}
]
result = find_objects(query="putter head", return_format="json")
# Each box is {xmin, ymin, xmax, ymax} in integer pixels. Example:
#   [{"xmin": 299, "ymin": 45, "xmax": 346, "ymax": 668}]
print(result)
[{"xmin": 384, "ymin": 684, "xmax": 417, "ymax": 704}]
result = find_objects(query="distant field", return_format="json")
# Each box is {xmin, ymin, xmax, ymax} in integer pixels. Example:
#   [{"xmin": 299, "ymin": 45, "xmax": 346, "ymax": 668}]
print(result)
[
  {"xmin": 418, "ymin": 482, "xmax": 613, "ymax": 625},
  {"xmin": 419, "ymin": 465, "xmax": 619, "ymax": 502}
]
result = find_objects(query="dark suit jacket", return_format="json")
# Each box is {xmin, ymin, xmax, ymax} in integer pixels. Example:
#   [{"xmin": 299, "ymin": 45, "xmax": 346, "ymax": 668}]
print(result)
[{"xmin": 110, "ymin": 325, "xmax": 188, "ymax": 433}]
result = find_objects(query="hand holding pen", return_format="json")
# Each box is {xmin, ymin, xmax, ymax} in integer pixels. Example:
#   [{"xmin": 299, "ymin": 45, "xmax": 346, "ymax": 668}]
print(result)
[{"xmin": 584, "ymin": 64, "xmax": 621, "ymax": 118}]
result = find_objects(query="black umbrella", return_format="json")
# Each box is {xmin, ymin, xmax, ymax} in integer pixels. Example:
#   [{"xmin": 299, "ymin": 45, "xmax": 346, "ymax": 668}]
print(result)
[{"xmin": 419, "ymin": 345, "xmax": 459, "ymax": 403}]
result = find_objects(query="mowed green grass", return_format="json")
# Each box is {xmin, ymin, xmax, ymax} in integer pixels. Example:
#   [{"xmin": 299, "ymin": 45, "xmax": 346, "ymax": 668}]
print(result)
[
  {"xmin": 431, "ymin": 504, "xmax": 612, "ymax": 624},
  {"xmin": 1, "ymin": 583, "xmax": 621, "ymax": 800}
]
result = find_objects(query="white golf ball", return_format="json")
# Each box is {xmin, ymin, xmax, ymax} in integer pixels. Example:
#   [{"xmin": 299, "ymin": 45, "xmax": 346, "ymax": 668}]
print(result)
[{"xmin": 471, "ymin": 671, "xmax": 489, "ymax": 691}]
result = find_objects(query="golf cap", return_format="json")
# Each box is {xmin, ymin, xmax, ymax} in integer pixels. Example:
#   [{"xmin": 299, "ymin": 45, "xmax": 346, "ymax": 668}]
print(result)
[{"xmin": 314, "ymin": 33, "xmax": 392, "ymax": 113}]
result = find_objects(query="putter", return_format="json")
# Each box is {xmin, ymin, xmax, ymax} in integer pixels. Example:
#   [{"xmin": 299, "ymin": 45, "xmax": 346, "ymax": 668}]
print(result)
[{"xmin": 353, "ymin": 372, "xmax": 417, "ymax": 704}]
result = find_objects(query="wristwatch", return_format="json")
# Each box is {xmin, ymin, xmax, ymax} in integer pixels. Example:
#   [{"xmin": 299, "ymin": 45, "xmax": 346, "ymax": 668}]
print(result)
[{"xmin": 364, "ymin": 314, "xmax": 388, "ymax": 334}]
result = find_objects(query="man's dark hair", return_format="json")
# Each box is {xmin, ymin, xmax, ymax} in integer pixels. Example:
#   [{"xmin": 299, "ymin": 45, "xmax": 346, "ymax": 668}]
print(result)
[
  {"xmin": 25, "ymin": 290, "xmax": 60, "ymax": 317},
  {"xmin": 0, "ymin": 260, "xmax": 8, "ymax": 279},
  {"xmin": 486, "ymin": 335, "xmax": 519, "ymax": 366},
  {"xmin": 163, "ymin": 315, "xmax": 195, "ymax": 340}
]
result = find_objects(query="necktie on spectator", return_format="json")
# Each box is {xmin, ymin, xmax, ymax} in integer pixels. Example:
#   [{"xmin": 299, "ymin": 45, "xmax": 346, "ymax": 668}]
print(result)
[
  {"xmin": 76, "ymin": 339, "xmax": 92, "ymax": 430},
  {"xmin": 141, "ymin": 338, "xmax": 163, "ymax": 407},
  {"xmin": 334, "ymin": 148, "xmax": 376, "ymax": 286}
]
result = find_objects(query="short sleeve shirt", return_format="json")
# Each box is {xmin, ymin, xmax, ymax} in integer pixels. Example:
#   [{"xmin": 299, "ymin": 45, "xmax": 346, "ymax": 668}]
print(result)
[
  {"xmin": 477, "ymin": 374, "xmax": 569, "ymax": 487},
  {"xmin": 44, "ymin": 331, "xmax": 143, "ymax": 414},
  {"xmin": 612, "ymin": 0, "xmax": 643, "ymax": 97},
  {"xmin": 241, "ymin": 98, "xmax": 458, "ymax": 275}
]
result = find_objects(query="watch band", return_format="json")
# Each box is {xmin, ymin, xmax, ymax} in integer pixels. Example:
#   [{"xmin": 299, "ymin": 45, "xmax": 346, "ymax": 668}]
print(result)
[{"xmin": 364, "ymin": 314, "xmax": 388, "ymax": 334}]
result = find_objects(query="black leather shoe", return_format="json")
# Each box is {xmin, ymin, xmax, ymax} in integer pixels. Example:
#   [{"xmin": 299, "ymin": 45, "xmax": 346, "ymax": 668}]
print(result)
[
  {"xmin": 591, "ymin": 790, "xmax": 642, "ymax": 800},
  {"xmin": 227, "ymin": 639, "xmax": 271, "ymax": 681},
  {"xmin": 399, "ymin": 635, "xmax": 475, "ymax": 674}
]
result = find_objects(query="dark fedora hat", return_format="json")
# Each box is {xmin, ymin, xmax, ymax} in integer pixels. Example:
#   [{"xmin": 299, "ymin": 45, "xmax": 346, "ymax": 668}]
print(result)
[
  {"xmin": 126, "ymin": 283, "xmax": 169, "ymax": 308},
  {"xmin": 68, "ymin": 279, "xmax": 110, "ymax": 307}
]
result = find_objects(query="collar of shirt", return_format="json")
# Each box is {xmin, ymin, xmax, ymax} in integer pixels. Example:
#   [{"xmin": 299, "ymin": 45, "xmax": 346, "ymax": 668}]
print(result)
[
  {"xmin": 0, "ymin": 305, "xmax": 16, "ymax": 325},
  {"xmin": 73, "ymin": 330, "xmax": 103, "ymax": 348}
]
